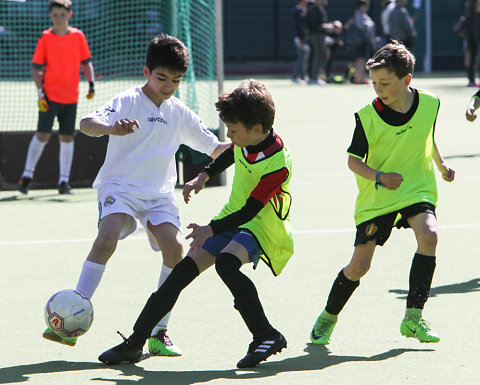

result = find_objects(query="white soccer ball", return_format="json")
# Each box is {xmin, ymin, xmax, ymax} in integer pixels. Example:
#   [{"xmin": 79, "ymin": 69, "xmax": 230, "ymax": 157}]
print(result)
[{"xmin": 44, "ymin": 289, "xmax": 94, "ymax": 339}]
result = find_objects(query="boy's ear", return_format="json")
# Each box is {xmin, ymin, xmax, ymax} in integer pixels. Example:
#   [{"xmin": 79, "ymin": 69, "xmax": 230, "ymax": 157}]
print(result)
[
  {"xmin": 143, "ymin": 66, "xmax": 150, "ymax": 78},
  {"xmin": 404, "ymin": 73, "xmax": 412, "ymax": 86},
  {"xmin": 254, "ymin": 123, "xmax": 263, "ymax": 135}
]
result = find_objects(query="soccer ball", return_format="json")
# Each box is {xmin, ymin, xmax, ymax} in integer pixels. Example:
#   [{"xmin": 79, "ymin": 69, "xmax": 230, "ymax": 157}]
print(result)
[{"xmin": 44, "ymin": 289, "xmax": 94, "ymax": 339}]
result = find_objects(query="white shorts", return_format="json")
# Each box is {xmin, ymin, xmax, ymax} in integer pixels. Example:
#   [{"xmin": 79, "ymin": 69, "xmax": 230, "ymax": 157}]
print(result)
[{"xmin": 96, "ymin": 186, "xmax": 181, "ymax": 251}]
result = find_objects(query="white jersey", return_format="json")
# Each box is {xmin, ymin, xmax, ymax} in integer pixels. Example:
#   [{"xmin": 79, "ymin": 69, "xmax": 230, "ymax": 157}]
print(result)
[{"xmin": 84, "ymin": 86, "xmax": 219, "ymax": 198}]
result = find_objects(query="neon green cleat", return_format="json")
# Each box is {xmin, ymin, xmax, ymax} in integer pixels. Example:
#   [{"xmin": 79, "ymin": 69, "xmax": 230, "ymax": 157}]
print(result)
[
  {"xmin": 148, "ymin": 329, "xmax": 182, "ymax": 356},
  {"xmin": 42, "ymin": 327, "xmax": 77, "ymax": 346},
  {"xmin": 310, "ymin": 314, "xmax": 337, "ymax": 345},
  {"xmin": 400, "ymin": 318, "xmax": 440, "ymax": 343}
]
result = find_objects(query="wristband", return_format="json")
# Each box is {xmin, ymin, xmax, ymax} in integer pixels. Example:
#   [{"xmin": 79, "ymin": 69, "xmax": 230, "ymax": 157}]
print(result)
[
  {"xmin": 88, "ymin": 81, "xmax": 95, "ymax": 88},
  {"xmin": 375, "ymin": 171, "xmax": 384, "ymax": 190},
  {"xmin": 37, "ymin": 88, "xmax": 45, "ymax": 98}
]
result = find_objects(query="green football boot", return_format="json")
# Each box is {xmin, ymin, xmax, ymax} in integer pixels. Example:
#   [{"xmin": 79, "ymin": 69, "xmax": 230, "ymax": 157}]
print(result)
[
  {"xmin": 148, "ymin": 329, "xmax": 182, "ymax": 356},
  {"xmin": 310, "ymin": 312, "xmax": 337, "ymax": 345},
  {"xmin": 42, "ymin": 327, "xmax": 77, "ymax": 346},
  {"xmin": 400, "ymin": 318, "xmax": 440, "ymax": 343}
]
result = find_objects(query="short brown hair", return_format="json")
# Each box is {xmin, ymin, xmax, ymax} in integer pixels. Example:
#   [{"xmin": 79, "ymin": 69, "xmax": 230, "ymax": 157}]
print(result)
[
  {"xmin": 366, "ymin": 40, "xmax": 415, "ymax": 79},
  {"xmin": 215, "ymin": 79, "xmax": 275, "ymax": 133},
  {"xmin": 49, "ymin": 0, "xmax": 72, "ymax": 12},
  {"xmin": 145, "ymin": 34, "xmax": 189, "ymax": 74}
]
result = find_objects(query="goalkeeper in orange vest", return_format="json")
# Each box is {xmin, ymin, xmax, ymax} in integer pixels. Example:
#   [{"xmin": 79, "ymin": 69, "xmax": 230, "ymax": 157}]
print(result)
[
  {"xmin": 18, "ymin": 0, "xmax": 95, "ymax": 195},
  {"xmin": 310, "ymin": 41, "xmax": 455, "ymax": 346}
]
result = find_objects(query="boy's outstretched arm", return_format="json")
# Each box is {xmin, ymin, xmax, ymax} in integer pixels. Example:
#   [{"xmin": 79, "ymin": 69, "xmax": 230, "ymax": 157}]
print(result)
[
  {"xmin": 183, "ymin": 172, "xmax": 209, "ymax": 203},
  {"xmin": 466, "ymin": 95, "xmax": 480, "ymax": 122},
  {"xmin": 80, "ymin": 117, "xmax": 139, "ymax": 137},
  {"xmin": 183, "ymin": 144, "xmax": 235, "ymax": 203},
  {"xmin": 185, "ymin": 166, "xmax": 288, "ymax": 253},
  {"xmin": 347, "ymin": 155, "xmax": 404, "ymax": 190},
  {"xmin": 432, "ymin": 138, "xmax": 455, "ymax": 182},
  {"xmin": 210, "ymin": 142, "xmax": 231, "ymax": 159}
]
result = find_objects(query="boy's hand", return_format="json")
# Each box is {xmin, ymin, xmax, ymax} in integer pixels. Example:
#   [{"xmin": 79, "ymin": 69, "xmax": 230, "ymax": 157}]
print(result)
[
  {"xmin": 183, "ymin": 172, "xmax": 209, "ymax": 203},
  {"xmin": 379, "ymin": 172, "xmax": 404, "ymax": 190},
  {"xmin": 466, "ymin": 106, "xmax": 477, "ymax": 122},
  {"xmin": 37, "ymin": 89, "xmax": 49, "ymax": 112},
  {"xmin": 111, "ymin": 119, "xmax": 139, "ymax": 136},
  {"xmin": 438, "ymin": 163, "xmax": 455, "ymax": 182},
  {"xmin": 86, "ymin": 82, "xmax": 95, "ymax": 99},
  {"xmin": 185, "ymin": 223, "xmax": 213, "ymax": 253}
]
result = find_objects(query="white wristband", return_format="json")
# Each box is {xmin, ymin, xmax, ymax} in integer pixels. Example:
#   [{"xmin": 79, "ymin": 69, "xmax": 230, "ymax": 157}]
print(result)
[{"xmin": 38, "ymin": 88, "xmax": 45, "ymax": 98}]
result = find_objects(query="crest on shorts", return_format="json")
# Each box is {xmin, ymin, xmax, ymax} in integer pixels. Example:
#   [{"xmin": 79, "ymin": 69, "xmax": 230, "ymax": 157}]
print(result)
[
  {"xmin": 103, "ymin": 195, "xmax": 115, "ymax": 207},
  {"xmin": 366, "ymin": 223, "xmax": 377, "ymax": 237}
]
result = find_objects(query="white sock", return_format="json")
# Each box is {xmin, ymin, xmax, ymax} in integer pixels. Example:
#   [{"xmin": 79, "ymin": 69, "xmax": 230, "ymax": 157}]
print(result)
[
  {"xmin": 22, "ymin": 136, "xmax": 47, "ymax": 178},
  {"xmin": 75, "ymin": 260, "xmax": 106, "ymax": 299},
  {"xmin": 59, "ymin": 141, "xmax": 74, "ymax": 183},
  {"xmin": 151, "ymin": 263, "xmax": 173, "ymax": 336}
]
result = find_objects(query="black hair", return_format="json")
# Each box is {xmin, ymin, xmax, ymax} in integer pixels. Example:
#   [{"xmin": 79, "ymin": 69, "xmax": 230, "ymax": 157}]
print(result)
[{"xmin": 145, "ymin": 34, "xmax": 190, "ymax": 74}]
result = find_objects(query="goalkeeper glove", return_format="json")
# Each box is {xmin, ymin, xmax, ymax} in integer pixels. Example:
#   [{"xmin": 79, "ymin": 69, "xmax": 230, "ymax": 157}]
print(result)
[
  {"xmin": 86, "ymin": 81, "xmax": 95, "ymax": 99},
  {"xmin": 37, "ymin": 89, "xmax": 49, "ymax": 112}
]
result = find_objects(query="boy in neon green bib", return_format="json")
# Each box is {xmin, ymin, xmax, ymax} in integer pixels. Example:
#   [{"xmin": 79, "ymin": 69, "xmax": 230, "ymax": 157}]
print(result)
[
  {"xmin": 310, "ymin": 41, "xmax": 455, "ymax": 345},
  {"xmin": 98, "ymin": 79, "xmax": 294, "ymax": 368}
]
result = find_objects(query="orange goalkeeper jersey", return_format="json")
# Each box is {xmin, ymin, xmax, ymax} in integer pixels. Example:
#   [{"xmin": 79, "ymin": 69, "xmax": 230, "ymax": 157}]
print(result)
[{"xmin": 32, "ymin": 27, "xmax": 91, "ymax": 104}]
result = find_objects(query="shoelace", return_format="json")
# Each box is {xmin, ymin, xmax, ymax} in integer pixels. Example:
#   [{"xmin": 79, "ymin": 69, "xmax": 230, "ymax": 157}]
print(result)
[
  {"xmin": 417, "ymin": 319, "xmax": 432, "ymax": 331},
  {"xmin": 117, "ymin": 330, "xmax": 129, "ymax": 342},
  {"xmin": 154, "ymin": 330, "xmax": 173, "ymax": 346},
  {"xmin": 314, "ymin": 319, "xmax": 333, "ymax": 334}
]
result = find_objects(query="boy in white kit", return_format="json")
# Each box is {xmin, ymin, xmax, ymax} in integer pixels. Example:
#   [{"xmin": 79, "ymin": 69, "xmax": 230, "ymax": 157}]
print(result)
[{"xmin": 42, "ymin": 34, "xmax": 229, "ymax": 355}]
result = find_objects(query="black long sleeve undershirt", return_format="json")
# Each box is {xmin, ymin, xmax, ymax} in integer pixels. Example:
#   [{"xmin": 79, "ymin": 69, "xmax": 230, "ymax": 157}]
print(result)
[
  {"xmin": 209, "ymin": 197, "xmax": 264, "ymax": 235},
  {"xmin": 203, "ymin": 131, "xmax": 286, "ymax": 235},
  {"xmin": 204, "ymin": 145, "xmax": 234, "ymax": 179}
]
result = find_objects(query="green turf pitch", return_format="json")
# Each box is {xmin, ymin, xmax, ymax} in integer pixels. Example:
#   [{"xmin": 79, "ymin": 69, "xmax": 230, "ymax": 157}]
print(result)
[{"xmin": 1, "ymin": 74, "xmax": 479, "ymax": 384}]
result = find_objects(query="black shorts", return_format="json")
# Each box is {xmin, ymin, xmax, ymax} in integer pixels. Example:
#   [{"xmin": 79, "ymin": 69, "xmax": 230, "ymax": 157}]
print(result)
[
  {"xmin": 37, "ymin": 99, "xmax": 77, "ymax": 136},
  {"xmin": 354, "ymin": 202, "xmax": 436, "ymax": 247}
]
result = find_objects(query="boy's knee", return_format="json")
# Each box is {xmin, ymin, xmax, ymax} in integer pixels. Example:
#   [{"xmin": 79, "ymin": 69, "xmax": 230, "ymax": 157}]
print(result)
[
  {"xmin": 161, "ymin": 240, "xmax": 183, "ymax": 266},
  {"xmin": 91, "ymin": 234, "xmax": 118, "ymax": 257},
  {"xmin": 418, "ymin": 228, "xmax": 438, "ymax": 249},
  {"xmin": 215, "ymin": 252, "xmax": 241, "ymax": 280},
  {"xmin": 345, "ymin": 260, "xmax": 371, "ymax": 280}
]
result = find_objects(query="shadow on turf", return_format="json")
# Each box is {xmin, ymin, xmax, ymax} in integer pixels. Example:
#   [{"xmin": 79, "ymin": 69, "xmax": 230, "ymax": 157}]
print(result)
[
  {"xmin": 443, "ymin": 153, "xmax": 480, "ymax": 159},
  {"xmin": 389, "ymin": 277, "xmax": 480, "ymax": 299},
  {"xmin": 0, "ymin": 346, "xmax": 432, "ymax": 384},
  {"xmin": 0, "ymin": 193, "xmax": 92, "ymax": 203}
]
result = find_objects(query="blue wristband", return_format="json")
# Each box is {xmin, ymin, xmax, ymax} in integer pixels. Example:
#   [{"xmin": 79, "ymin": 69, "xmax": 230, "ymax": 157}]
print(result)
[{"xmin": 375, "ymin": 171, "xmax": 384, "ymax": 190}]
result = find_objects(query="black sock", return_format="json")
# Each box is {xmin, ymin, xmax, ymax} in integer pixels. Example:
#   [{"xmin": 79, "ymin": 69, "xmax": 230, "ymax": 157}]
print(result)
[
  {"xmin": 129, "ymin": 256, "xmax": 199, "ymax": 345},
  {"xmin": 215, "ymin": 252, "xmax": 271, "ymax": 338},
  {"xmin": 325, "ymin": 269, "xmax": 360, "ymax": 315},
  {"xmin": 406, "ymin": 253, "xmax": 436, "ymax": 309}
]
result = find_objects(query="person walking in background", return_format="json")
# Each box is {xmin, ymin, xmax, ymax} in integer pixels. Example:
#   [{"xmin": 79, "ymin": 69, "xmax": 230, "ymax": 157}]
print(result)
[
  {"xmin": 388, "ymin": 0, "xmax": 416, "ymax": 51},
  {"xmin": 306, "ymin": 0, "xmax": 342, "ymax": 85},
  {"xmin": 460, "ymin": 0, "xmax": 480, "ymax": 87},
  {"xmin": 18, "ymin": 0, "xmax": 95, "ymax": 195},
  {"xmin": 291, "ymin": 0, "xmax": 310, "ymax": 84},
  {"xmin": 381, "ymin": 0, "xmax": 395, "ymax": 42},
  {"xmin": 348, "ymin": 0, "xmax": 376, "ymax": 84}
]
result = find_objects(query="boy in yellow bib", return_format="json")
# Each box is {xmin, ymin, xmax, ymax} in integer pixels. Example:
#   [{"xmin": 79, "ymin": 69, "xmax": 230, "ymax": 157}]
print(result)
[
  {"xmin": 98, "ymin": 79, "xmax": 294, "ymax": 368},
  {"xmin": 310, "ymin": 41, "xmax": 455, "ymax": 345}
]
